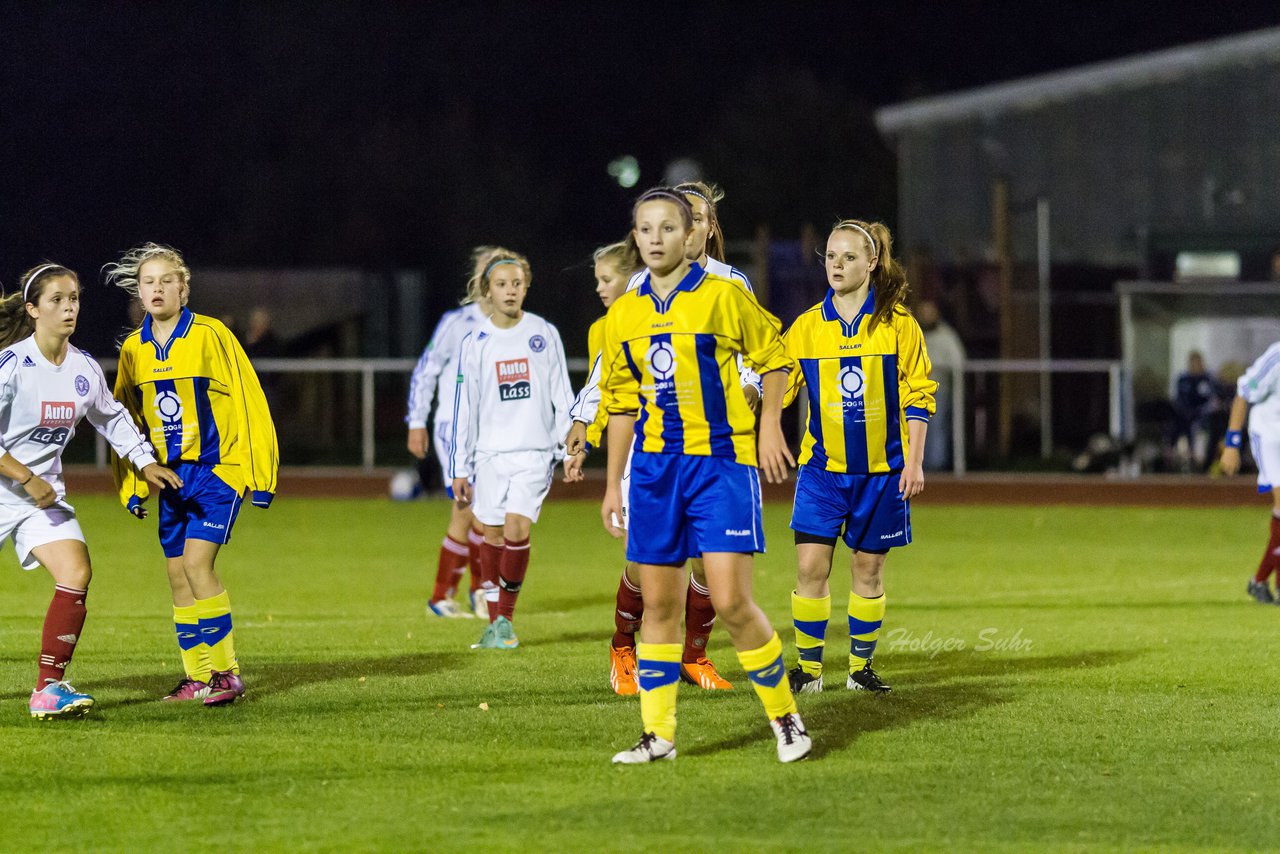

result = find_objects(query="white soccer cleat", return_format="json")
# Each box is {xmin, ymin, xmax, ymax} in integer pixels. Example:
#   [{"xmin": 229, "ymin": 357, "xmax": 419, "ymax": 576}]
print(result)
[
  {"xmin": 427, "ymin": 598, "xmax": 472, "ymax": 619},
  {"xmin": 770, "ymin": 713, "xmax": 812, "ymax": 763},
  {"xmin": 611, "ymin": 732, "xmax": 676, "ymax": 764}
]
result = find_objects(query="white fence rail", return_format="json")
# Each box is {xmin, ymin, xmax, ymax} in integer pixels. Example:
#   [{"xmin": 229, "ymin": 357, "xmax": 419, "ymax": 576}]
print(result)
[{"xmin": 93, "ymin": 356, "xmax": 1122, "ymax": 474}]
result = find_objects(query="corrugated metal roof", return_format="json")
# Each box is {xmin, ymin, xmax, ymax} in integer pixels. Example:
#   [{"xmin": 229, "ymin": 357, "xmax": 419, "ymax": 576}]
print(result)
[{"xmin": 876, "ymin": 28, "xmax": 1280, "ymax": 134}]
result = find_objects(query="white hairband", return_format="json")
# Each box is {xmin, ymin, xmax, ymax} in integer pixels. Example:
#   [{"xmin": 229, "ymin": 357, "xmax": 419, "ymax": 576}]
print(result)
[
  {"xmin": 844, "ymin": 223, "xmax": 877, "ymax": 257},
  {"xmin": 23, "ymin": 264, "xmax": 61, "ymax": 301}
]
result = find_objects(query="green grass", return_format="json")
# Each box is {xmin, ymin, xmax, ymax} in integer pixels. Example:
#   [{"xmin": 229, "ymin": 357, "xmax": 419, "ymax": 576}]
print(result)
[{"xmin": 0, "ymin": 496, "xmax": 1274, "ymax": 852}]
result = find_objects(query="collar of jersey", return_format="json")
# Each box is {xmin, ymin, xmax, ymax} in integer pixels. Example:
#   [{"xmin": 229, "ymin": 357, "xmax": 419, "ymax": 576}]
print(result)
[
  {"xmin": 822, "ymin": 289, "xmax": 876, "ymax": 338},
  {"xmin": 141, "ymin": 307, "xmax": 194, "ymax": 360},
  {"xmin": 637, "ymin": 262, "xmax": 705, "ymax": 314}
]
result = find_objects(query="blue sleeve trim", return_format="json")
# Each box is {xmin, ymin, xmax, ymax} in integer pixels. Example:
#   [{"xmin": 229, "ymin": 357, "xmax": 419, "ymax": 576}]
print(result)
[
  {"xmin": 127, "ymin": 495, "xmax": 142, "ymax": 513},
  {"xmin": 252, "ymin": 490, "xmax": 274, "ymax": 508},
  {"xmin": 905, "ymin": 406, "xmax": 931, "ymax": 422}
]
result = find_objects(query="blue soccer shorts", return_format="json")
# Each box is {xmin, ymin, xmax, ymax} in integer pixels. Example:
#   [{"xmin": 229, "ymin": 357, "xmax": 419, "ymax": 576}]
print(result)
[
  {"xmin": 157, "ymin": 463, "xmax": 244, "ymax": 558},
  {"xmin": 790, "ymin": 465, "xmax": 911, "ymax": 552},
  {"xmin": 625, "ymin": 452, "xmax": 765, "ymax": 565}
]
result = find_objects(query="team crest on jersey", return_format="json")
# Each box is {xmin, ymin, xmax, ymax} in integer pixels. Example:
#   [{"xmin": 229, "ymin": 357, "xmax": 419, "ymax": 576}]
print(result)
[
  {"xmin": 645, "ymin": 341, "xmax": 677, "ymax": 381},
  {"xmin": 529, "ymin": 334, "xmax": 546, "ymax": 353},
  {"xmin": 74, "ymin": 375, "xmax": 90, "ymax": 397},
  {"xmin": 32, "ymin": 401, "xmax": 75, "ymax": 445},
  {"xmin": 495, "ymin": 358, "xmax": 531, "ymax": 401},
  {"xmin": 838, "ymin": 365, "xmax": 866, "ymax": 405},
  {"xmin": 153, "ymin": 389, "xmax": 185, "ymax": 431}
]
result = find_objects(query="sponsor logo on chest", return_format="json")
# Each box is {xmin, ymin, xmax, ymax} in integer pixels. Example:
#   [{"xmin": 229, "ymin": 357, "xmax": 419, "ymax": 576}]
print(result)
[
  {"xmin": 495, "ymin": 358, "xmax": 531, "ymax": 401},
  {"xmin": 42, "ymin": 401, "xmax": 76, "ymax": 429}
]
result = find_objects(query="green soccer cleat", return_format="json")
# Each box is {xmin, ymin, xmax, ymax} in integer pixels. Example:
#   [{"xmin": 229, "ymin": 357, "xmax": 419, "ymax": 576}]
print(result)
[
  {"xmin": 492, "ymin": 616, "xmax": 519, "ymax": 650},
  {"xmin": 470, "ymin": 621, "xmax": 500, "ymax": 649}
]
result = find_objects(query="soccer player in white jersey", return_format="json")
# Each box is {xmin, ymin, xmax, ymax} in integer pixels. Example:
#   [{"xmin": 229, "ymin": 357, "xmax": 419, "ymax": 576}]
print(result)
[
  {"xmin": 566, "ymin": 182, "xmax": 757, "ymax": 694},
  {"xmin": 407, "ymin": 246, "xmax": 495, "ymax": 619},
  {"xmin": 450, "ymin": 250, "xmax": 573, "ymax": 650},
  {"xmin": 0, "ymin": 264, "xmax": 181, "ymax": 718},
  {"xmin": 1220, "ymin": 340, "xmax": 1280, "ymax": 603}
]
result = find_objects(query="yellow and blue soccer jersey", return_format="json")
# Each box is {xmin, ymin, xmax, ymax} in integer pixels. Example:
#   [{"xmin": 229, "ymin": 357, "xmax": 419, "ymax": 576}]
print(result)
[
  {"xmin": 784, "ymin": 290, "xmax": 936, "ymax": 474},
  {"xmin": 112, "ymin": 308, "xmax": 279, "ymax": 508},
  {"xmin": 597, "ymin": 263, "xmax": 792, "ymax": 466}
]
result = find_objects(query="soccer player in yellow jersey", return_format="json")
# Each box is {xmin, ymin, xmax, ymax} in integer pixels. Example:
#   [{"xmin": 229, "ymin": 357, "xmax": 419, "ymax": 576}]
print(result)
[
  {"xmin": 598, "ymin": 188, "xmax": 811, "ymax": 763},
  {"xmin": 782, "ymin": 220, "xmax": 936, "ymax": 696},
  {"xmin": 107, "ymin": 243, "xmax": 279, "ymax": 706}
]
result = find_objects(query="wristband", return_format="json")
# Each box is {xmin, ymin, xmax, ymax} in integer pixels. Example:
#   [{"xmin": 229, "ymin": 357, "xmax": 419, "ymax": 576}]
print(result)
[{"xmin": 1225, "ymin": 430, "xmax": 1243, "ymax": 449}]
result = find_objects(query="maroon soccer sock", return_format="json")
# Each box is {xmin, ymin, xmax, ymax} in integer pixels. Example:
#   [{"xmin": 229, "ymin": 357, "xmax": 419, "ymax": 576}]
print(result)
[
  {"xmin": 37, "ymin": 584, "xmax": 88, "ymax": 689},
  {"xmin": 612, "ymin": 569, "xmax": 643, "ymax": 650},
  {"xmin": 1255, "ymin": 511, "xmax": 1280, "ymax": 584},
  {"xmin": 497, "ymin": 537, "xmax": 531, "ymax": 621},
  {"xmin": 683, "ymin": 577, "xmax": 717, "ymax": 663},
  {"xmin": 480, "ymin": 541, "xmax": 504, "ymax": 622},
  {"xmin": 467, "ymin": 528, "xmax": 485, "ymax": 594},
  {"xmin": 431, "ymin": 535, "xmax": 470, "ymax": 602}
]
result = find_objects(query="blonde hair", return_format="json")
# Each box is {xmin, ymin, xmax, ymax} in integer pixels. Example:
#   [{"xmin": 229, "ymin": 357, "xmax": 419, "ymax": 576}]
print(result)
[
  {"xmin": 464, "ymin": 247, "xmax": 531, "ymax": 302},
  {"xmin": 831, "ymin": 219, "xmax": 909, "ymax": 329},
  {"xmin": 0, "ymin": 263, "xmax": 79, "ymax": 349},
  {"xmin": 674, "ymin": 180, "xmax": 727, "ymax": 262},
  {"xmin": 592, "ymin": 238, "xmax": 642, "ymax": 277},
  {"xmin": 103, "ymin": 242, "xmax": 191, "ymax": 305},
  {"xmin": 461, "ymin": 246, "xmax": 499, "ymax": 306}
]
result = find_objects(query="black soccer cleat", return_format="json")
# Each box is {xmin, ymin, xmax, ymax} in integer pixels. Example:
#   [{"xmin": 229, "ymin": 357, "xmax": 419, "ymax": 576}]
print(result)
[
  {"xmin": 787, "ymin": 665, "xmax": 824, "ymax": 695},
  {"xmin": 847, "ymin": 661, "xmax": 892, "ymax": 693},
  {"xmin": 1247, "ymin": 579, "xmax": 1276, "ymax": 605}
]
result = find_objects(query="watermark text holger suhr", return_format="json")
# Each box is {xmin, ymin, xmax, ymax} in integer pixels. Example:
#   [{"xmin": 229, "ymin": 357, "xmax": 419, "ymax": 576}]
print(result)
[{"xmin": 882, "ymin": 627, "xmax": 1033, "ymax": 658}]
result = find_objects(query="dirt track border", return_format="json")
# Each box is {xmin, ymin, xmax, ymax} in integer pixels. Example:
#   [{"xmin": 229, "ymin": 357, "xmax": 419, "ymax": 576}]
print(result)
[{"xmin": 65, "ymin": 466, "xmax": 1265, "ymax": 507}]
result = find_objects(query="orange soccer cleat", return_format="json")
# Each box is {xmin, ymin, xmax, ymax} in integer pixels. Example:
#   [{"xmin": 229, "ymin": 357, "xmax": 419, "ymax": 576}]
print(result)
[
  {"xmin": 680, "ymin": 657, "xmax": 733, "ymax": 690},
  {"xmin": 609, "ymin": 644, "xmax": 639, "ymax": 696}
]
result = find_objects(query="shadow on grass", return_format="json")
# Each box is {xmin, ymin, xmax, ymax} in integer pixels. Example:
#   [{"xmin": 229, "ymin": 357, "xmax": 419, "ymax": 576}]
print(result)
[
  {"xmin": 681, "ymin": 647, "xmax": 1142, "ymax": 760},
  {"xmin": 0, "ymin": 651, "xmax": 468, "ymax": 705}
]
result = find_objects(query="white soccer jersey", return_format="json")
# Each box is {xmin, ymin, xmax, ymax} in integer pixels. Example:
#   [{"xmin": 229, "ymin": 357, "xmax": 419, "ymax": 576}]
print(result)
[
  {"xmin": 449, "ymin": 312, "xmax": 573, "ymax": 480},
  {"xmin": 406, "ymin": 302, "xmax": 487, "ymax": 429},
  {"xmin": 0, "ymin": 338, "xmax": 156, "ymax": 507},
  {"xmin": 571, "ymin": 258, "xmax": 761, "ymax": 432},
  {"xmin": 1240, "ymin": 341, "xmax": 1280, "ymax": 434}
]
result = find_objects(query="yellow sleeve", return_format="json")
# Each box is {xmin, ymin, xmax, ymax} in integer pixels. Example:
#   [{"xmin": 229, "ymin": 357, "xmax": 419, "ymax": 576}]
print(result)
[
  {"xmin": 585, "ymin": 318, "xmax": 607, "ymax": 447},
  {"xmin": 782, "ymin": 321, "xmax": 806, "ymax": 408},
  {"xmin": 217, "ymin": 323, "xmax": 280, "ymax": 505},
  {"xmin": 726, "ymin": 285, "xmax": 792, "ymax": 376},
  {"xmin": 896, "ymin": 311, "xmax": 937, "ymax": 421},
  {"xmin": 111, "ymin": 343, "xmax": 148, "ymax": 511},
  {"xmin": 598, "ymin": 308, "xmax": 640, "ymax": 419}
]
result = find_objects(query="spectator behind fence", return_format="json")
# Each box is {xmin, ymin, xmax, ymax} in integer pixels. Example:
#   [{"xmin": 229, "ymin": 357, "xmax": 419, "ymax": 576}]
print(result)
[
  {"xmin": 917, "ymin": 300, "xmax": 965, "ymax": 471},
  {"xmin": 1171, "ymin": 351, "xmax": 1223, "ymax": 471}
]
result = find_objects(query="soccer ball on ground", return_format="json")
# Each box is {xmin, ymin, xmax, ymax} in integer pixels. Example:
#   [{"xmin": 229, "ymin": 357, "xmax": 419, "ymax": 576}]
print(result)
[{"xmin": 388, "ymin": 469, "xmax": 424, "ymax": 501}]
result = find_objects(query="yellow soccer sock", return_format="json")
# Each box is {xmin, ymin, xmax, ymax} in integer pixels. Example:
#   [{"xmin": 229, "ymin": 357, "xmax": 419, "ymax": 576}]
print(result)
[
  {"xmin": 173, "ymin": 604, "xmax": 212, "ymax": 682},
  {"xmin": 791, "ymin": 591, "xmax": 830, "ymax": 678},
  {"xmin": 737, "ymin": 632, "xmax": 797, "ymax": 720},
  {"xmin": 636, "ymin": 642, "xmax": 681, "ymax": 742},
  {"xmin": 195, "ymin": 591, "xmax": 239, "ymax": 675},
  {"xmin": 848, "ymin": 592, "xmax": 886, "ymax": 673}
]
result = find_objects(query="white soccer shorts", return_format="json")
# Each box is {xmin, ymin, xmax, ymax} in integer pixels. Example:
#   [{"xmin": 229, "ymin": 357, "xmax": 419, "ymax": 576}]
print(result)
[
  {"xmin": 1250, "ymin": 429, "xmax": 1280, "ymax": 493},
  {"xmin": 472, "ymin": 450, "xmax": 556, "ymax": 526},
  {"xmin": 0, "ymin": 501, "xmax": 85, "ymax": 570}
]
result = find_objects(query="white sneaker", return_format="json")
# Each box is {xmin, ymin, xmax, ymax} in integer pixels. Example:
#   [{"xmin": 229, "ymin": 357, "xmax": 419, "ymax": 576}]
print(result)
[
  {"xmin": 470, "ymin": 590, "xmax": 488, "ymax": 620},
  {"xmin": 770, "ymin": 713, "xmax": 812, "ymax": 763},
  {"xmin": 427, "ymin": 598, "xmax": 473, "ymax": 618},
  {"xmin": 611, "ymin": 732, "xmax": 676, "ymax": 764}
]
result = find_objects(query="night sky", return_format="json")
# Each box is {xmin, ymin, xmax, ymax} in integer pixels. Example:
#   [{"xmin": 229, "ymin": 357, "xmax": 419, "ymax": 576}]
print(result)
[{"xmin": 2, "ymin": 2, "xmax": 1278, "ymax": 350}]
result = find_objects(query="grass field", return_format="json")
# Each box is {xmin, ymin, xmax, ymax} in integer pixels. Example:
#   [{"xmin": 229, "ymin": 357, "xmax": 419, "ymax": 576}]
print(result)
[{"xmin": 0, "ymin": 494, "xmax": 1275, "ymax": 852}]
